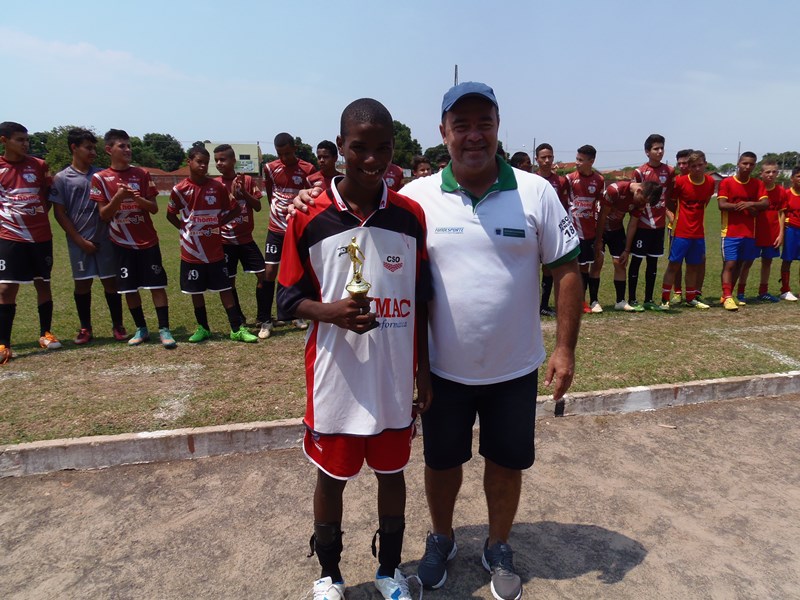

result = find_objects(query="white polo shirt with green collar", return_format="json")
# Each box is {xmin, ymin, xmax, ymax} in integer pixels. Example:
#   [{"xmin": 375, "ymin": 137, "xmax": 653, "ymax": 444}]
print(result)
[{"xmin": 401, "ymin": 159, "xmax": 579, "ymax": 385}]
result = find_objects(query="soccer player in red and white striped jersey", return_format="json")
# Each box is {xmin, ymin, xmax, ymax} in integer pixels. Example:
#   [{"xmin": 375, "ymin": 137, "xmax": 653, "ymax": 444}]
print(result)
[
  {"xmin": 307, "ymin": 140, "xmax": 342, "ymax": 190},
  {"xmin": 535, "ymin": 143, "xmax": 568, "ymax": 317}
]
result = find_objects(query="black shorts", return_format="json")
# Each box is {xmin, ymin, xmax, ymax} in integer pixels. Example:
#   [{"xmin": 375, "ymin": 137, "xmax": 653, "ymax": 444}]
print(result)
[
  {"xmin": 421, "ymin": 370, "xmax": 538, "ymax": 471},
  {"xmin": 602, "ymin": 228, "xmax": 626, "ymax": 258},
  {"xmin": 264, "ymin": 229, "xmax": 285, "ymax": 264},
  {"xmin": 0, "ymin": 239, "xmax": 53, "ymax": 283},
  {"xmin": 113, "ymin": 244, "xmax": 168, "ymax": 293},
  {"xmin": 577, "ymin": 238, "xmax": 596, "ymax": 265},
  {"xmin": 180, "ymin": 259, "xmax": 231, "ymax": 294},
  {"xmin": 631, "ymin": 227, "xmax": 665, "ymax": 258},
  {"xmin": 224, "ymin": 241, "xmax": 265, "ymax": 277}
]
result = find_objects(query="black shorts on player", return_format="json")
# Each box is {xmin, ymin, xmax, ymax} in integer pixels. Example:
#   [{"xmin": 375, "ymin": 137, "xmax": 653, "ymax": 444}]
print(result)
[
  {"xmin": 0, "ymin": 239, "xmax": 53, "ymax": 283},
  {"xmin": 421, "ymin": 370, "xmax": 538, "ymax": 471},
  {"xmin": 601, "ymin": 228, "xmax": 626, "ymax": 258},
  {"xmin": 631, "ymin": 227, "xmax": 665, "ymax": 258},
  {"xmin": 179, "ymin": 259, "xmax": 231, "ymax": 294},
  {"xmin": 577, "ymin": 238, "xmax": 596, "ymax": 265},
  {"xmin": 264, "ymin": 229, "xmax": 285, "ymax": 265},
  {"xmin": 223, "ymin": 241, "xmax": 265, "ymax": 277},
  {"xmin": 113, "ymin": 244, "xmax": 168, "ymax": 293}
]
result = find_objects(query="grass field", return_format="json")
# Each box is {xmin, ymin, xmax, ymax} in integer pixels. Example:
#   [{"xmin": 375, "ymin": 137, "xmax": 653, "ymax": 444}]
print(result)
[{"xmin": 2, "ymin": 196, "xmax": 799, "ymax": 445}]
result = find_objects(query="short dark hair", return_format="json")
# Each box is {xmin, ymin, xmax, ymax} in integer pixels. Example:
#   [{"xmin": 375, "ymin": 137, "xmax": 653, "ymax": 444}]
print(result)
[
  {"xmin": 535, "ymin": 143, "xmax": 553, "ymax": 156},
  {"xmin": 740, "ymin": 151, "xmax": 757, "ymax": 161},
  {"xmin": 317, "ymin": 140, "xmax": 337, "ymax": 156},
  {"xmin": 188, "ymin": 146, "xmax": 210, "ymax": 160},
  {"xmin": 675, "ymin": 148, "xmax": 693, "ymax": 160},
  {"xmin": 509, "ymin": 152, "xmax": 530, "ymax": 168},
  {"xmin": 644, "ymin": 134, "xmax": 665, "ymax": 151},
  {"xmin": 274, "ymin": 132, "xmax": 294, "ymax": 148},
  {"xmin": 412, "ymin": 155, "xmax": 431, "ymax": 171},
  {"xmin": 792, "ymin": 166, "xmax": 800, "ymax": 177},
  {"xmin": 104, "ymin": 129, "xmax": 130, "ymax": 146},
  {"xmin": 67, "ymin": 128, "xmax": 97, "ymax": 153},
  {"xmin": 641, "ymin": 181, "xmax": 662, "ymax": 206},
  {"xmin": 0, "ymin": 121, "xmax": 27, "ymax": 138},
  {"xmin": 577, "ymin": 145, "xmax": 596, "ymax": 159},
  {"xmin": 340, "ymin": 98, "xmax": 393, "ymax": 138},
  {"xmin": 213, "ymin": 143, "xmax": 235, "ymax": 158}
]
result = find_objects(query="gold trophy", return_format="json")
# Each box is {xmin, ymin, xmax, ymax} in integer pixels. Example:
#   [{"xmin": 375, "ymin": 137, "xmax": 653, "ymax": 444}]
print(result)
[{"xmin": 345, "ymin": 237, "xmax": 371, "ymax": 299}]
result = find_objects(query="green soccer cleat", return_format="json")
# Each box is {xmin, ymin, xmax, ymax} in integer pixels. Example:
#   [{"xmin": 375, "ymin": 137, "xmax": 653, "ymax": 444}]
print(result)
[
  {"xmin": 230, "ymin": 326, "xmax": 258, "ymax": 343},
  {"xmin": 643, "ymin": 301, "xmax": 667, "ymax": 312},
  {"xmin": 188, "ymin": 325, "xmax": 211, "ymax": 343},
  {"xmin": 627, "ymin": 302, "xmax": 645, "ymax": 312}
]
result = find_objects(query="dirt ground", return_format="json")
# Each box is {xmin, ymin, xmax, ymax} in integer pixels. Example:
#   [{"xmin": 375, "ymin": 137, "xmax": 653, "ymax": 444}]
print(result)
[{"xmin": 1, "ymin": 395, "xmax": 799, "ymax": 599}]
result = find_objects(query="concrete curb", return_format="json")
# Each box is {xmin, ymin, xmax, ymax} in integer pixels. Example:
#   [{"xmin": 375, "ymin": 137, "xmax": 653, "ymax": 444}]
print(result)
[{"xmin": 2, "ymin": 371, "xmax": 799, "ymax": 478}]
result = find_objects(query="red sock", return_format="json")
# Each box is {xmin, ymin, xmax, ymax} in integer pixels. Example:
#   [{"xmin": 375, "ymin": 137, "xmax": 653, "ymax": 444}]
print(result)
[
  {"xmin": 686, "ymin": 289, "xmax": 697, "ymax": 302},
  {"xmin": 661, "ymin": 285, "xmax": 672, "ymax": 303},
  {"xmin": 722, "ymin": 283, "xmax": 733, "ymax": 298},
  {"xmin": 781, "ymin": 272, "xmax": 790, "ymax": 293},
  {"xmin": 675, "ymin": 287, "xmax": 682, "ymax": 294},
  {"xmin": 759, "ymin": 283, "xmax": 768, "ymax": 295}
]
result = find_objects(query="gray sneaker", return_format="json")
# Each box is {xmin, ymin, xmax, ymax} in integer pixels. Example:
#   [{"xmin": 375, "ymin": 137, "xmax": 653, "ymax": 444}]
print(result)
[
  {"xmin": 481, "ymin": 539, "xmax": 522, "ymax": 600},
  {"xmin": 418, "ymin": 531, "xmax": 457, "ymax": 589}
]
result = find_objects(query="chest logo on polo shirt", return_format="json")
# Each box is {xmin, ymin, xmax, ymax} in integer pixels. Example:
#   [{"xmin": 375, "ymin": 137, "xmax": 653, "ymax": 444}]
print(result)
[
  {"xmin": 383, "ymin": 255, "xmax": 403, "ymax": 272},
  {"xmin": 495, "ymin": 228, "xmax": 526, "ymax": 238}
]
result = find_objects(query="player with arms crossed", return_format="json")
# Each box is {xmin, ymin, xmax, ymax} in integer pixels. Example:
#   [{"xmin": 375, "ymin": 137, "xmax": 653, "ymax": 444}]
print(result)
[
  {"xmin": 278, "ymin": 98, "xmax": 432, "ymax": 600},
  {"xmin": 0, "ymin": 121, "xmax": 60, "ymax": 363},
  {"xmin": 51, "ymin": 128, "xmax": 127, "ymax": 344},
  {"xmin": 91, "ymin": 129, "xmax": 175, "ymax": 348}
]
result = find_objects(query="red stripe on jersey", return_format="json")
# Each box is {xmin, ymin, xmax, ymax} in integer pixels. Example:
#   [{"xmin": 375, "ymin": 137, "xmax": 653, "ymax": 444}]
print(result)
[
  {"xmin": 602, "ymin": 181, "xmax": 637, "ymax": 232},
  {"xmin": 265, "ymin": 159, "xmax": 316, "ymax": 234},
  {"xmin": 90, "ymin": 167, "xmax": 159, "ymax": 249},
  {"xmin": 633, "ymin": 162, "xmax": 674, "ymax": 229},
  {"xmin": 566, "ymin": 170, "xmax": 604, "ymax": 240},
  {"xmin": 217, "ymin": 175, "xmax": 263, "ymax": 245}
]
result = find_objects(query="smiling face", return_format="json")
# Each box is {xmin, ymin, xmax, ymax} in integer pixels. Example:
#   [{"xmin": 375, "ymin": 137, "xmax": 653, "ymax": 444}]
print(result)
[
  {"xmin": 214, "ymin": 149, "xmax": 236, "ymax": 177},
  {"xmin": 106, "ymin": 138, "xmax": 132, "ymax": 168},
  {"xmin": 337, "ymin": 119, "xmax": 394, "ymax": 195},
  {"xmin": 439, "ymin": 96, "xmax": 499, "ymax": 175},
  {"xmin": 71, "ymin": 139, "xmax": 97, "ymax": 170}
]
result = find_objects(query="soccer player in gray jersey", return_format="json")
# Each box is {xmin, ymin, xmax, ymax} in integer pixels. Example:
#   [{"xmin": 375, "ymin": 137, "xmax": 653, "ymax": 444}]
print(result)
[{"xmin": 51, "ymin": 128, "xmax": 127, "ymax": 344}]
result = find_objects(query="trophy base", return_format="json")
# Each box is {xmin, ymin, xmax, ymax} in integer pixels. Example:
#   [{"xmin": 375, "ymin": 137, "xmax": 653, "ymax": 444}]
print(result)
[{"xmin": 346, "ymin": 279, "xmax": 371, "ymax": 299}]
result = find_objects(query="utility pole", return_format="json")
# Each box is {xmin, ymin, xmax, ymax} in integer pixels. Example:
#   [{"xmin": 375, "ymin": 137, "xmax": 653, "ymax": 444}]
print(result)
[{"xmin": 454, "ymin": 64, "xmax": 458, "ymax": 86}]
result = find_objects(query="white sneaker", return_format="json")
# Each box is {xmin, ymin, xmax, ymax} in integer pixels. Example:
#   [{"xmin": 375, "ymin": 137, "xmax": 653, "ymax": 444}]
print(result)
[
  {"xmin": 313, "ymin": 576, "xmax": 345, "ymax": 600},
  {"xmin": 614, "ymin": 300, "xmax": 634, "ymax": 311},
  {"xmin": 781, "ymin": 291, "xmax": 798, "ymax": 302},
  {"xmin": 293, "ymin": 318, "xmax": 309, "ymax": 330},
  {"xmin": 257, "ymin": 321, "xmax": 273, "ymax": 339},
  {"xmin": 375, "ymin": 568, "xmax": 418, "ymax": 600},
  {"xmin": 590, "ymin": 301, "xmax": 603, "ymax": 313}
]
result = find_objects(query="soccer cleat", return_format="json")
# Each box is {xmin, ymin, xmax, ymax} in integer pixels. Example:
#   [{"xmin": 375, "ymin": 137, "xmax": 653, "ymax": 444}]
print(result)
[
  {"xmin": 736, "ymin": 293, "xmax": 747, "ymax": 306},
  {"xmin": 758, "ymin": 292, "xmax": 779, "ymax": 303},
  {"xmin": 159, "ymin": 327, "xmax": 177, "ymax": 349},
  {"xmin": 128, "ymin": 327, "xmax": 150, "ymax": 346},
  {"xmin": 230, "ymin": 326, "xmax": 258, "ymax": 343},
  {"xmin": 660, "ymin": 301, "xmax": 670, "ymax": 310},
  {"xmin": 418, "ymin": 531, "xmax": 457, "ymax": 589},
  {"xmin": 686, "ymin": 298, "xmax": 710, "ymax": 309},
  {"xmin": 257, "ymin": 321, "xmax": 273, "ymax": 339},
  {"xmin": 39, "ymin": 331, "xmax": 62, "ymax": 350},
  {"xmin": 188, "ymin": 325, "xmax": 211, "ymax": 343},
  {"xmin": 374, "ymin": 568, "xmax": 416, "ymax": 600},
  {"xmin": 589, "ymin": 301, "xmax": 603, "ymax": 313},
  {"xmin": 312, "ymin": 576, "xmax": 345, "ymax": 600},
  {"xmin": 0, "ymin": 345, "xmax": 10, "ymax": 365},
  {"xmin": 614, "ymin": 300, "xmax": 636, "ymax": 312},
  {"xmin": 272, "ymin": 319, "xmax": 287, "ymax": 327},
  {"xmin": 673, "ymin": 291, "xmax": 682, "ymax": 304},
  {"xmin": 723, "ymin": 297, "xmax": 739, "ymax": 311},
  {"xmin": 112, "ymin": 325, "xmax": 129, "ymax": 341},
  {"xmin": 539, "ymin": 306, "xmax": 556, "ymax": 317},
  {"xmin": 643, "ymin": 301, "xmax": 666, "ymax": 312},
  {"xmin": 482, "ymin": 539, "xmax": 523, "ymax": 600},
  {"xmin": 293, "ymin": 318, "xmax": 309, "ymax": 330},
  {"xmin": 780, "ymin": 291, "xmax": 798, "ymax": 302},
  {"xmin": 74, "ymin": 328, "xmax": 93, "ymax": 345},
  {"xmin": 627, "ymin": 301, "xmax": 645, "ymax": 312},
  {"xmin": 582, "ymin": 301, "xmax": 591, "ymax": 314}
]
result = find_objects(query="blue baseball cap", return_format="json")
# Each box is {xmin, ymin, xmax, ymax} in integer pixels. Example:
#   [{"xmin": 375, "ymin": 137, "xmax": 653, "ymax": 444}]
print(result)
[{"xmin": 441, "ymin": 82, "xmax": 498, "ymax": 117}]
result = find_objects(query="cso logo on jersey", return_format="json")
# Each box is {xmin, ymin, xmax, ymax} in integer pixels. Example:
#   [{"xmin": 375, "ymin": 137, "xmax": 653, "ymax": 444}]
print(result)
[
  {"xmin": 292, "ymin": 175, "xmax": 303, "ymax": 185},
  {"xmin": 204, "ymin": 194, "xmax": 217, "ymax": 205},
  {"xmin": 22, "ymin": 173, "xmax": 38, "ymax": 183},
  {"xmin": 659, "ymin": 175, "xmax": 667, "ymax": 184},
  {"xmin": 383, "ymin": 255, "xmax": 404, "ymax": 272},
  {"xmin": 385, "ymin": 177, "xmax": 397, "ymax": 188},
  {"xmin": 588, "ymin": 185, "xmax": 596, "ymax": 194}
]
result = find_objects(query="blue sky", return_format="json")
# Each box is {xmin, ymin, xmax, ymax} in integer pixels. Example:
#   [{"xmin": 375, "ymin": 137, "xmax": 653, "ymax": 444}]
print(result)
[{"xmin": 3, "ymin": 0, "xmax": 799, "ymax": 169}]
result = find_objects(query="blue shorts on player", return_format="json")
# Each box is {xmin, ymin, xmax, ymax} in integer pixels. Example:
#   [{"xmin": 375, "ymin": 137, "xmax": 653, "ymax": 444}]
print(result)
[
  {"xmin": 668, "ymin": 237, "xmax": 705, "ymax": 265},
  {"xmin": 781, "ymin": 225, "xmax": 800, "ymax": 261},
  {"xmin": 721, "ymin": 237, "xmax": 756, "ymax": 262}
]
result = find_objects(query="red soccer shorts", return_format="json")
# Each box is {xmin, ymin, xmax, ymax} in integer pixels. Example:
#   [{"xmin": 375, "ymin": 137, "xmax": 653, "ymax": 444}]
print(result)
[{"xmin": 303, "ymin": 424, "xmax": 415, "ymax": 480}]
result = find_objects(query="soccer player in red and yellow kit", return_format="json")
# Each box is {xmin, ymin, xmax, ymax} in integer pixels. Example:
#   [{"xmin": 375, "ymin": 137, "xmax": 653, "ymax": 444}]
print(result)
[
  {"xmin": 0, "ymin": 121, "xmax": 60, "ymax": 363},
  {"xmin": 307, "ymin": 140, "xmax": 342, "ymax": 190},
  {"xmin": 629, "ymin": 134, "xmax": 675, "ymax": 311},
  {"xmin": 167, "ymin": 147, "xmax": 256, "ymax": 343},
  {"xmin": 661, "ymin": 151, "xmax": 716, "ymax": 309},
  {"xmin": 566, "ymin": 145, "xmax": 604, "ymax": 313},
  {"xmin": 668, "ymin": 148, "xmax": 693, "ymax": 302},
  {"xmin": 779, "ymin": 166, "xmax": 800, "ymax": 301},
  {"xmin": 91, "ymin": 129, "xmax": 175, "ymax": 348},
  {"xmin": 717, "ymin": 152, "xmax": 769, "ymax": 311},
  {"xmin": 736, "ymin": 159, "xmax": 785, "ymax": 303},
  {"xmin": 263, "ymin": 132, "xmax": 316, "ymax": 336}
]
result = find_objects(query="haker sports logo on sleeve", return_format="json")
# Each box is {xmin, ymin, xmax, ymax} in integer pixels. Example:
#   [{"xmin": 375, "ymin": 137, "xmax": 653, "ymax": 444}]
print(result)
[{"xmin": 383, "ymin": 254, "xmax": 404, "ymax": 272}]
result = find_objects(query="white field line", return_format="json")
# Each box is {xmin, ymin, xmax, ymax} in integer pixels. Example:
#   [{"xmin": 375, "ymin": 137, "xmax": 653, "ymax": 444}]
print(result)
[{"xmin": 704, "ymin": 325, "xmax": 800, "ymax": 368}]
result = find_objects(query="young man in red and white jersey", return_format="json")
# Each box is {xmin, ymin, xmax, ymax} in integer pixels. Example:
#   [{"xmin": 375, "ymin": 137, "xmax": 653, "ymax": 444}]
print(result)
[
  {"xmin": 0, "ymin": 121, "xmax": 60, "ymax": 363},
  {"xmin": 660, "ymin": 151, "xmax": 716, "ymax": 309},
  {"xmin": 213, "ymin": 144, "xmax": 271, "ymax": 336},
  {"xmin": 591, "ymin": 180, "xmax": 662, "ymax": 312},
  {"xmin": 278, "ymin": 98, "xmax": 432, "ymax": 600},
  {"xmin": 91, "ymin": 129, "xmax": 176, "ymax": 348},
  {"xmin": 307, "ymin": 140, "xmax": 342, "ymax": 191},
  {"xmin": 778, "ymin": 166, "xmax": 800, "ymax": 301},
  {"xmin": 167, "ymin": 147, "xmax": 256, "ymax": 344},
  {"xmin": 717, "ymin": 152, "xmax": 769, "ymax": 311},
  {"xmin": 383, "ymin": 162, "xmax": 405, "ymax": 192},
  {"xmin": 667, "ymin": 148, "xmax": 693, "ymax": 303},
  {"xmin": 566, "ymin": 145, "xmax": 605, "ymax": 313},
  {"xmin": 628, "ymin": 133, "xmax": 675, "ymax": 311},
  {"xmin": 736, "ymin": 159, "xmax": 785, "ymax": 303},
  {"xmin": 262, "ymin": 132, "xmax": 316, "ymax": 336}
]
